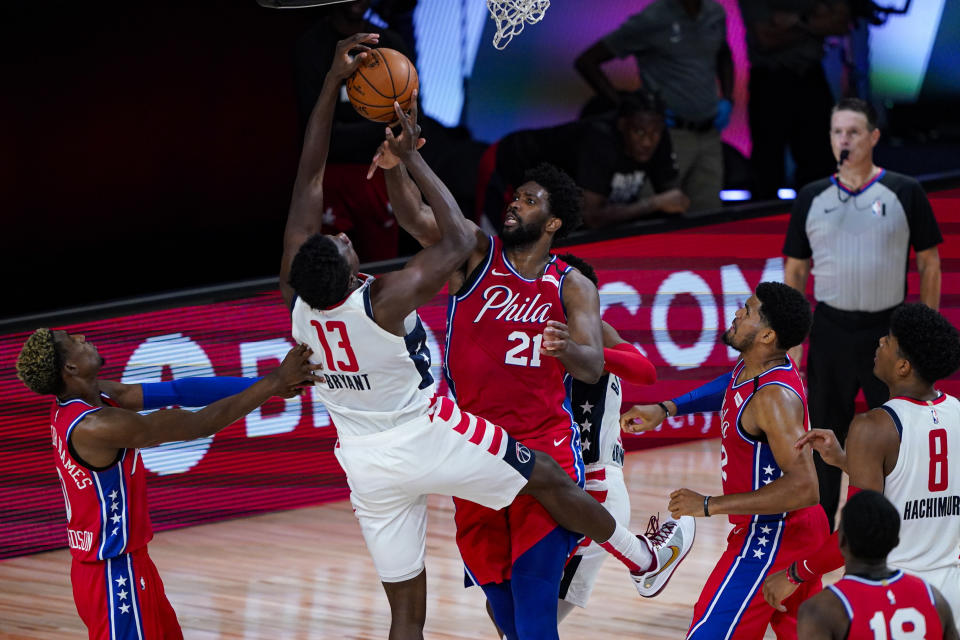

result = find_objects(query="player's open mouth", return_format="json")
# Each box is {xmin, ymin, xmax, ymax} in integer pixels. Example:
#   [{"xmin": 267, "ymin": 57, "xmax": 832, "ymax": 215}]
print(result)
[{"xmin": 504, "ymin": 213, "xmax": 519, "ymax": 227}]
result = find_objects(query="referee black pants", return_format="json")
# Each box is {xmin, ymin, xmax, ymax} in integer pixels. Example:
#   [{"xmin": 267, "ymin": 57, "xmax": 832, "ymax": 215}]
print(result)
[{"xmin": 807, "ymin": 302, "xmax": 895, "ymax": 531}]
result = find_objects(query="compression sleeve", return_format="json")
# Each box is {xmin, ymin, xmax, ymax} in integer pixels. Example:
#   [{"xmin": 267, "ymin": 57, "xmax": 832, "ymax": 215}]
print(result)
[
  {"xmin": 670, "ymin": 372, "xmax": 732, "ymax": 415},
  {"xmin": 140, "ymin": 377, "xmax": 260, "ymax": 410},
  {"xmin": 603, "ymin": 343, "xmax": 657, "ymax": 386},
  {"xmin": 797, "ymin": 486, "xmax": 861, "ymax": 579}
]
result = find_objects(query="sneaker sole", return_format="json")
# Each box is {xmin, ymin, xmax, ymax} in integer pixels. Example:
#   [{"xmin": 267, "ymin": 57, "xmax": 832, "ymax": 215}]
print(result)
[{"xmin": 639, "ymin": 523, "xmax": 696, "ymax": 598}]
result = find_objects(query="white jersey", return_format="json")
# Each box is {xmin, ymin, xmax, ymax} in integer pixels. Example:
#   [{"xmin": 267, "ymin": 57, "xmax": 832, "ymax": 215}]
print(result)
[
  {"xmin": 291, "ymin": 275, "xmax": 436, "ymax": 437},
  {"xmin": 882, "ymin": 393, "xmax": 960, "ymax": 573},
  {"xmin": 570, "ymin": 373, "xmax": 625, "ymax": 470}
]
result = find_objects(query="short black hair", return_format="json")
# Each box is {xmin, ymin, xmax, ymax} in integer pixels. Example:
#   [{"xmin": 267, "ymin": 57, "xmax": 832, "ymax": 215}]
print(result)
[
  {"xmin": 890, "ymin": 303, "xmax": 960, "ymax": 385},
  {"xmin": 523, "ymin": 163, "xmax": 583, "ymax": 240},
  {"xmin": 833, "ymin": 97, "xmax": 878, "ymax": 130},
  {"xmin": 288, "ymin": 234, "xmax": 352, "ymax": 310},
  {"xmin": 755, "ymin": 282, "xmax": 812, "ymax": 350},
  {"xmin": 619, "ymin": 89, "xmax": 666, "ymax": 118},
  {"xmin": 556, "ymin": 253, "xmax": 598, "ymax": 286},
  {"xmin": 840, "ymin": 490, "xmax": 900, "ymax": 561}
]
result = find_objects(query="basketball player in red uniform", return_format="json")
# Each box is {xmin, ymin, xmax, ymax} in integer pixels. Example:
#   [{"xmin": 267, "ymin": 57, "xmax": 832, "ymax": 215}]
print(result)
[
  {"xmin": 622, "ymin": 282, "xmax": 825, "ymax": 639},
  {"xmin": 14, "ymin": 330, "xmax": 318, "ymax": 640},
  {"xmin": 763, "ymin": 304, "xmax": 960, "ymax": 635},
  {"xmin": 370, "ymin": 134, "xmax": 692, "ymax": 638},
  {"xmin": 797, "ymin": 490, "xmax": 956, "ymax": 639}
]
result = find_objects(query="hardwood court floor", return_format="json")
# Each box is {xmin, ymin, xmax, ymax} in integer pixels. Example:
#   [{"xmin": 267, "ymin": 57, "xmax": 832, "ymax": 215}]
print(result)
[{"xmin": 0, "ymin": 440, "xmax": 839, "ymax": 639}]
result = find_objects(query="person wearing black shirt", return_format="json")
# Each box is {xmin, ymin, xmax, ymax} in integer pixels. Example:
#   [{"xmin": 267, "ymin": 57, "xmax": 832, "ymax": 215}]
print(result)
[{"xmin": 476, "ymin": 91, "xmax": 689, "ymax": 230}]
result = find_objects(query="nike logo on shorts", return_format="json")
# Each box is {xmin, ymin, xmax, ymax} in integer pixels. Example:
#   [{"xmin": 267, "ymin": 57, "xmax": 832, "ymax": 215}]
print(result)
[{"xmin": 554, "ymin": 436, "xmax": 568, "ymax": 446}]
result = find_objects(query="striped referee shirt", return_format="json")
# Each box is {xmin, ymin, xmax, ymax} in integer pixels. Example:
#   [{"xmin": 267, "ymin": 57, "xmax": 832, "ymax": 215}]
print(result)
[{"xmin": 783, "ymin": 170, "xmax": 941, "ymax": 312}]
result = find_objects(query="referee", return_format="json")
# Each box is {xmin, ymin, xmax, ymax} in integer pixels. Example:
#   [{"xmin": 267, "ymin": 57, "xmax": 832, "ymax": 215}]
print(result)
[{"xmin": 782, "ymin": 97, "xmax": 942, "ymax": 531}]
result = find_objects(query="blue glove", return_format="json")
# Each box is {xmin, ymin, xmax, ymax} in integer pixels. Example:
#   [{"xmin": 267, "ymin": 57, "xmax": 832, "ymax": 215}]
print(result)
[
  {"xmin": 664, "ymin": 108, "xmax": 676, "ymax": 129},
  {"xmin": 714, "ymin": 98, "xmax": 733, "ymax": 130}
]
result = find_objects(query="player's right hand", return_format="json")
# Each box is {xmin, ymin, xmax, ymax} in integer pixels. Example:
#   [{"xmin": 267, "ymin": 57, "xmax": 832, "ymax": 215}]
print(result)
[
  {"xmin": 620, "ymin": 404, "xmax": 666, "ymax": 433},
  {"xmin": 329, "ymin": 33, "xmax": 379, "ymax": 82},
  {"xmin": 762, "ymin": 569, "xmax": 798, "ymax": 612},
  {"xmin": 795, "ymin": 428, "xmax": 846, "ymax": 468},
  {"xmin": 268, "ymin": 344, "xmax": 325, "ymax": 396},
  {"xmin": 384, "ymin": 90, "xmax": 421, "ymax": 160}
]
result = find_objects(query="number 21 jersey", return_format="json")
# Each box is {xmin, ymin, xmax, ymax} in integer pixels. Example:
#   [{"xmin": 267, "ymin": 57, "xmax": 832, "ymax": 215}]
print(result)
[{"xmin": 444, "ymin": 235, "xmax": 574, "ymax": 442}]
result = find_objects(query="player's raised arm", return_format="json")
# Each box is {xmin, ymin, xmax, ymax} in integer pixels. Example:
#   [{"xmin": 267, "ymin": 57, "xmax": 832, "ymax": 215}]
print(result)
[
  {"xmin": 368, "ymin": 101, "xmax": 475, "ymax": 333},
  {"xmin": 279, "ymin": 33, "xmax": 378, "ymax": 309}
]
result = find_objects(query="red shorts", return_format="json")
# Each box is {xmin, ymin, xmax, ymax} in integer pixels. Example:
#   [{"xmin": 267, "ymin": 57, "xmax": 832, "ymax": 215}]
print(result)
[
  {"xmin": 686, "ymin": 507, "xmax": 828, "ymax": 640},
  {"xmin": 71, "ymin": 546, "xmax": 182, "ymax": 640},
  {"xmin": 454, "ymin": 427, "xmax": 585, "ymax": 585}
]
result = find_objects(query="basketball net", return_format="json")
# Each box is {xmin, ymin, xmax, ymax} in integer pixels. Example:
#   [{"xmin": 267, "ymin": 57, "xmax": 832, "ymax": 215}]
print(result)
[{"xmin": 486, "ymin": 0, "xmax": 550, "ymax": 50}]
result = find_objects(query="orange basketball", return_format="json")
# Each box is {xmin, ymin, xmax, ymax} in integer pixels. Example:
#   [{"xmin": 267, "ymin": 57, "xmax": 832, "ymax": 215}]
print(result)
[{"xmin": 346, "ymin": 48, "xmax": 419, "ymax": 123}]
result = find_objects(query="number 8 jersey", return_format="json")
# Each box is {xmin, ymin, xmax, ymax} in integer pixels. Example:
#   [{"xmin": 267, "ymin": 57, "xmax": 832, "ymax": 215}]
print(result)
[
  {"xmin": 444, "ymin": 236, "xmax": 574, "ymax": 442},
  {"xmin": 291, "ymin": 274, "xmax": 436, "ymax": 437},
  {"xmin": 882, "ymin": 393, "xmax": 960, "ymax": 575}
]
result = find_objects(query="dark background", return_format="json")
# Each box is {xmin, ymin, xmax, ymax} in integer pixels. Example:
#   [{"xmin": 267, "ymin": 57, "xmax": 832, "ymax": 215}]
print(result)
[{"xmin": 1, "ymin": 2, "xmax": 324, "ymax": 316}]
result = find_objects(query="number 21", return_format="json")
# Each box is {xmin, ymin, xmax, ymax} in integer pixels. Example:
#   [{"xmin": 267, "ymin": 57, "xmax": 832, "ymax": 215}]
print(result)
[{"xmin": 505, "ymin": 331, "xmax": 543, "ymax": 367}]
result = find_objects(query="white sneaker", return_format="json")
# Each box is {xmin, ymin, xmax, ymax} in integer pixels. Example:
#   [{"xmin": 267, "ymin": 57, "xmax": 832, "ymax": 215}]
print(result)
[{"xmin": 631, "ymin": 514, "xmax": 696, "ymax": 598}]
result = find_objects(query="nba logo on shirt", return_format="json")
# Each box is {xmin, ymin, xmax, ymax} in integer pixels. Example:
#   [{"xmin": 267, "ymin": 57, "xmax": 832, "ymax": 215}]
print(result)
[{"xmin": 871, "ymin": 199, "xmax": 885, "ymax": 217}]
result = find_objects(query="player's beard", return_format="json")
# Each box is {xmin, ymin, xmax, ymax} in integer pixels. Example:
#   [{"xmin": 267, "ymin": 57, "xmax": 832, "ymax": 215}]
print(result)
[
  {"xmin": 499, "ymin": 219, "xmax": 544, "ymax": 249},
  {"xmin": 722, "ymin": 327, "xmax": 755, "ymax": 353}
]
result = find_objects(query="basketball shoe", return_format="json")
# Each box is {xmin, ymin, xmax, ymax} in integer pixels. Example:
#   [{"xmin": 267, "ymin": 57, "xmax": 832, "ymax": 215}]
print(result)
[{"xmin": 631, "ymin": 514, "xmax": 696, "ymax": 597}]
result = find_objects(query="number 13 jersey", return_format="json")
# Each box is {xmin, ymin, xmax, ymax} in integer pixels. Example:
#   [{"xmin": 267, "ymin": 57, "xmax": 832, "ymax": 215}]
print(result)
[
  {"xmin": 291, "ymin": 274, "xmax": 436, "ymax": 437},
  {"xmin": 444, "ymin": 235, "xmax": 575, "ymax": 442}
]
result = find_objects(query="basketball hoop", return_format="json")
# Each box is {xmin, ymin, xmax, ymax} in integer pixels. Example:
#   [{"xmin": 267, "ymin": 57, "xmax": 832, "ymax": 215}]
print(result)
[{"xmin": 486, "ymin": 0, "xmax": 550, "ymax": 50}]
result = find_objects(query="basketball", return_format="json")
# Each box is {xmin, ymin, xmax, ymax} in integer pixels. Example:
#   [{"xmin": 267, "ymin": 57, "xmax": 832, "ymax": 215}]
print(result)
[{"xmin": 346, "ymin": 48, "xmax": 419, "ymax": 123}]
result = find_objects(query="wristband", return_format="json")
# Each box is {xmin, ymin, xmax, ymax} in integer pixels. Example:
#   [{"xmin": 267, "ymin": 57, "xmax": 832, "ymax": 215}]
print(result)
[
  {"xmin": 703, "ymin": 495, "xmax": 711, "ymax": 517},
  {"xmin": 785, "ymin": 561, "xmax": 805, "ymax": 585},
  {"xmin": 657, "ymin": 401, "xmax": 671, "ymax": 419}
]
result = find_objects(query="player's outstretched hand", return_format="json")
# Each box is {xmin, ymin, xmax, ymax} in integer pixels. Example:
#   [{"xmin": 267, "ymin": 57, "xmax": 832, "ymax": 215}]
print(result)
[
  {"xmin": 366, "ymin": 135, "xmax": 427, "ymax": 179},
  {"xmin": 539, "ymin": 320, "xmax": 570, "ymax": 357},
  {"xmin": 620, "ymin": 404, "xmax": 666, "ymax": 433},
  {"xmin": 762, "ymin": 569, "xmax": 798, "ymax": 613},
  {"xmin": 668, "ymin": 487, "xmax": 706, "ymax": 518},
  {"xmin": 385, "ymin": 90, "xmax": 421, "ymax": 160},
  {"xmin": 330, "ymin": 33, "xmax": 379, "ymax": 82},
  {"xmin": 267, "ymin": 344, "xmax": 325, "ymax": 397},
  {"xmin": 795, "ymin": 428, "xmax": 846, "ymax": 470}
]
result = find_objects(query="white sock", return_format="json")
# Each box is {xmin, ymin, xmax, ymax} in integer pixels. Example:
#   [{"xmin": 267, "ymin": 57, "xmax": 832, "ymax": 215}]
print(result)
[{"xmin": 599, "ymin": 523, "xmax": 655, "ymax": 573}]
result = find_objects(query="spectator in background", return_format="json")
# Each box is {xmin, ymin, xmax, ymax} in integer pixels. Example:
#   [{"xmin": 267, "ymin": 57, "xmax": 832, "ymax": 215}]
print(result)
[
  {"xmin": 739, "ymin": 0, "xmax": 850, "ymax": 199},
  {"xmin": 574, "ymin": 0, "xmax": 734, "ymax": 213},
  {"xmin": 783, "ymin": 97, "xmax": 942, "ymax": 531},
  {"xmin": 476, "ymin": 91, "xmax": 689, "ymax": 231}
]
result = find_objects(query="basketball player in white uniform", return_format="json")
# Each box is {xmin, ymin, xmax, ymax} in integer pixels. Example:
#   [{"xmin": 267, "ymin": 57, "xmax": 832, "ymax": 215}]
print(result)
[
  {"xmin": 556, "ymin": 254, "xmax": 658, "ymax": 618},
  {"xmin": 279, "ymin": 35, "xmax": 692, "ymax": 640},
  {"xmin": 763, "ymin": 303, "xmax": 960, "ymax": 632}
]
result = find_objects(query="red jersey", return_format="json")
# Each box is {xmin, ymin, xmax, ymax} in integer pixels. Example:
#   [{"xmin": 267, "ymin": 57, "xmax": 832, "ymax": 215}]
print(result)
[
  {"xmin": 51, "ymin": 396, "xmax": 152, "ymax": 563},
  {"xmin": 444, "ymin": 236, "xmax": 576, "ymax": 443},
  {"xmin": 828, "ymin": 571, "xmax": 943, "ymax": 639},
  {"xmin": 719, "ymin": 356, "xmax": 820, "ymax": 526}
]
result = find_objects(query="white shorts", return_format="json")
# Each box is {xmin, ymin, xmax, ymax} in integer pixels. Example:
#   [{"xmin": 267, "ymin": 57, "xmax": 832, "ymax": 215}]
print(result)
[
  {"xmin": 559, "ymin": 464, "xmax": 631, "ymax": 608},
  {"xmin": 904, "ymin": 564, "xmax": 960, "ymax": 634},
  {"xmin": 334, "ymin": 397, "xmax": 533, "ymax": 583}
]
